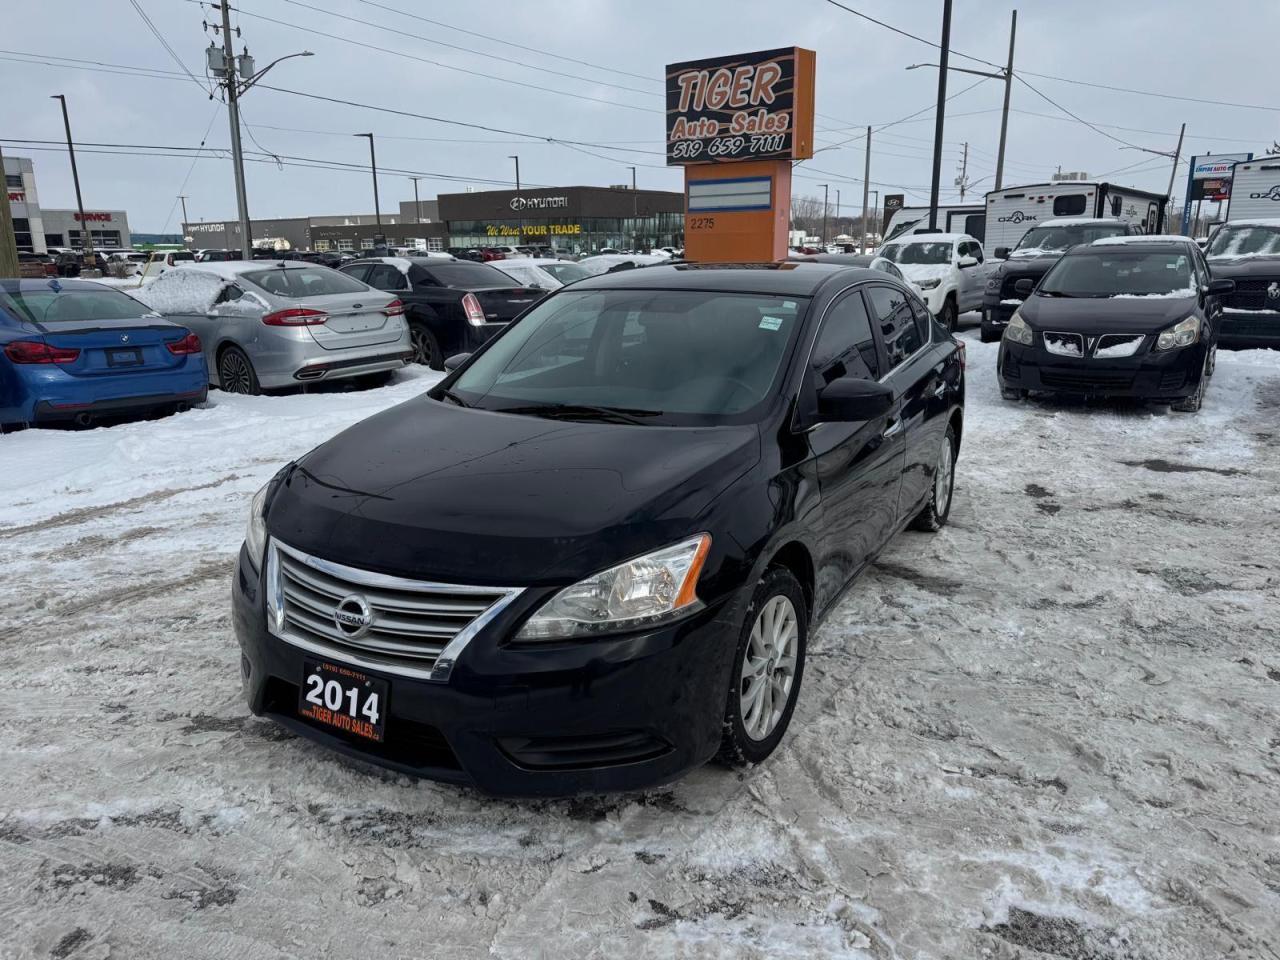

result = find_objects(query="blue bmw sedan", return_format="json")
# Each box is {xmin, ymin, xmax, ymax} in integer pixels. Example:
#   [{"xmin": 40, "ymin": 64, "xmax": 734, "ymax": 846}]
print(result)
[{"xmin": 0, "ymin": 279, "xmax": 208, "ymax": 428}]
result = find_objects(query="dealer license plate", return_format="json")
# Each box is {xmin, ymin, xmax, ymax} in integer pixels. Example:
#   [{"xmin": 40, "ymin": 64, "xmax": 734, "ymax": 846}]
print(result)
[
  {"xmin": 298, "ymin": 660, "xmax": 388, "ymax": 743},
  {"xmin": 106, "ymin": 347, "xmax": 143, "ymax": 367}
]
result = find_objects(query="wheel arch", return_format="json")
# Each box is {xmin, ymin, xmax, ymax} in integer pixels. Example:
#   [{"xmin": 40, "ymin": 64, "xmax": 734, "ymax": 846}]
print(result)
[{"xmin": 763, "ymin": 540, "xmax": 815, "ymax": 620}]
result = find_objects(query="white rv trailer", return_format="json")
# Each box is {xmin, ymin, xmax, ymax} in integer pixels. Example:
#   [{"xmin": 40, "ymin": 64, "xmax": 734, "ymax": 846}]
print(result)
[
  {"xmin": 1224, "ymin": 156, "xmax": 1280, "ymax": 222},
  {"xmin": 882, "ymin": 205, "xmax": 985, "ymax": 244},
  {"xmin": 984, "ymin": 181, "xmax": 1167, "ymax": 255}
]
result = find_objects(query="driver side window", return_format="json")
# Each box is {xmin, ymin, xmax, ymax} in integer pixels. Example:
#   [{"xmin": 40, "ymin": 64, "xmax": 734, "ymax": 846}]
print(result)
[{"xmin": 811, "ymin": 290, "xmax": 880, "ymax": 385}]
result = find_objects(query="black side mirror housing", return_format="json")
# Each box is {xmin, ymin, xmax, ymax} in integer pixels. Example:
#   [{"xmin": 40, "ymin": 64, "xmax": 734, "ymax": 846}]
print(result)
[
  {"xmin": 994, "ymin": 246, "xmax": 1011, "ymax": 259},
  {"xmin": 1014, "ymin": 278, "xmax": 1035, "ymax": 296},
  {"xmin": 443, "ymin": 352, "xmax": 471, "ymax": 372},
  {"xmin": 815, "ymin": 377, "xmax": 895, "ymax": 423},
  {"xmin": 1206, "ymin": 278, "xmax": 1235, "ymax": 296}
]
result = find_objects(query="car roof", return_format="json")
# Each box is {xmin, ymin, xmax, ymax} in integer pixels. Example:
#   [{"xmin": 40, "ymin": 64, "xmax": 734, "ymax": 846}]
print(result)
[
  {"xmin": 1066, "ymin": 239, "xmax": 1193, "ymax": 255},
  {"xmin": 0, "ymin": 278, "xmax": 137, "ymax": 293},
  {"xmin": 882, "ymin": 232, "xmax": 971, "ymax": 245},
  {"xmin": 1220, "ymin": 218, "xmax": 1280, "ymax": 228},
  {"xmin": 792, "ymin": 253, "xmax": 876, "ymax": 266},
  {"xmin": 570, "ymin": 262, "xmax": 884, "ymax": 296},
  {"xmin": 1039, "ymin": 217, "xmax": 1124, "ymax": 227},
  {"xmin": 173, "ymin": 260, "xmax": 313, "ymax": 279},
  {"xmin": 1091, "ymin": 234, "xmax": 1196, "ymax": 246},
  {"xmin": 496, "ymin": 258, "xmax": 569, "ymax": 268}
]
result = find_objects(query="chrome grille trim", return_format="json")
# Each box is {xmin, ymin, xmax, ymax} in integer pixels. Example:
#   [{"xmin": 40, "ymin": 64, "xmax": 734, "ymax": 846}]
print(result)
[
  {"xmin": 265, "ymin": 539, "xmax": 524, "ymax": 682},
  {"xmin": 1042, "ymin": 331, "xmax": 1084, "ymax": 357}
]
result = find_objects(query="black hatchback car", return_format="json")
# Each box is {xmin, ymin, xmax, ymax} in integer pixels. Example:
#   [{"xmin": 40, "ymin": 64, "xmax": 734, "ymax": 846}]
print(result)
[
  {"xmin": 232, "ymin": 263, "xmax": 965, "ymax": 796},
  {"xmin": 998, "ymin": 239, "xmax": 1234, "ymax": 412}
]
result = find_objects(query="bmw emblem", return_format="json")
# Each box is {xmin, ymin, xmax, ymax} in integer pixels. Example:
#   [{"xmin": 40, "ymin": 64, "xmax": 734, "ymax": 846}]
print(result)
[{"xmin": 120, "ymin": 334, "xmax": 130, "ymax": 343}]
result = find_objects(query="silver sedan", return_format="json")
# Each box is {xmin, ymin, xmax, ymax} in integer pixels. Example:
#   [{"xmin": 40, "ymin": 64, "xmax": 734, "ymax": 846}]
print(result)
[{"xmin": 138, "ymin": 261, "xmax": 412, "ymax": 394}]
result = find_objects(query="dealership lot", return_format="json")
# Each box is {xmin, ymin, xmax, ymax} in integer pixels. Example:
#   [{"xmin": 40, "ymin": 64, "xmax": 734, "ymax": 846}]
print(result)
[{"xmin": 2, "ymin": 326, "xmax": 1277, "ymax": 958}]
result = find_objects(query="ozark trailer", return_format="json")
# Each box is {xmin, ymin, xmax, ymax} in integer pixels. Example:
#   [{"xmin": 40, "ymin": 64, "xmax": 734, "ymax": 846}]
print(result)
[{"xmin": 984, "ymin": 181, "xmax": 1167, "ymax": 254}]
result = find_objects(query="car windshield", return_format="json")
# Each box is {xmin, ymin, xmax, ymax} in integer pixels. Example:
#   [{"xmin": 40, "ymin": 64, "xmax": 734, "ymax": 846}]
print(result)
[
  {"xmin": 1014, "ymin": 223, "xmax": 1128, "ymax": 253},
  {"xmin": 0, "ymin": 286, "xmax": 152, "ymax": 324},
  {"xmin": 1039, "ymin": 251, "xmax": 1196, "ymax": 298},
  {"xmin": 427, "ymin": 262, "xmax": 515, "ymax": 287},
  {"xmin": 878, "ymin": 242, "xmax": 952, "ymax": 265},
  {"xmin": 449, "ymin": 289, "xmax": 806, "ymax": 425},
  {"xmin": 499, "ymin": 263, "xmax": 560, "ymax": 289},
  {"xmin": 540, "ymin": 262, "xmax": 591, "ymax": 284},
  {"xmin": 242, "ymin": 266, "xmax": 367, "ymax": 298},
  {"xmin": 1205, "ymin": 223, "xmax": 1280, "ymax": 259}
]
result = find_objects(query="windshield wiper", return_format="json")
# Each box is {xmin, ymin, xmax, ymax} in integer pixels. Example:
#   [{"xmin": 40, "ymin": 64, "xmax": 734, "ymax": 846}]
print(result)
[
  {"xmin": 498, "ymin": 402, "xmax": 662, "ymax": 425},
  {"xmin": 436, "ymin": 388, "xmax": 469, "ymax": 408}
]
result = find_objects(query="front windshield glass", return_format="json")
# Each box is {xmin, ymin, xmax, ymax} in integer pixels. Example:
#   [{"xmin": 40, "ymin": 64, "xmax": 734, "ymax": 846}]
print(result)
[
  {"xmin": 878, "ymin": 242, "xmax": 951, "ymax": 265},
  {"xmin": 1206, "ymin": 223, "xmax": 1280, "ymax": 259},
  {"xmin": 450, "ymin": 289, "xmax": 807, "ymax": 424},
  {"xmin": 1039, "ymin": 251, "xmax": 1196, "ymax": 298},
  {"xmin": 1014, "ymin": 223, "xmax": 1128, "ymax": 253},
  {"xmin": 0, "ymin": 287, "xmax": 152, "ymax": 323}
]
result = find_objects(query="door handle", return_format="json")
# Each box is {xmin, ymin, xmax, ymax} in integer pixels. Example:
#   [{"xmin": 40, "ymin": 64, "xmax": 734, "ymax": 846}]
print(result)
[{"xmin": 882, "ymin": 417, "xmax": 903, "ymax": 439}]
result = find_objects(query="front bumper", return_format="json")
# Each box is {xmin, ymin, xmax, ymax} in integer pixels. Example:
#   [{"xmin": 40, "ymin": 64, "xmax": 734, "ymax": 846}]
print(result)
[
  {"xmin": 981, "ymin": 298, "xmax": 1021, "ymax": 335},
  {"xmin": 998, "ymin": 339, "xmax": 1207, "ymax": 400},
  {"xmin": 1218, "ymin": 309, "xmax": 1280, "ymax": 348},
  {"xmin": 231, "ymin": 545, "xmax": 740, "ymax": 797}
]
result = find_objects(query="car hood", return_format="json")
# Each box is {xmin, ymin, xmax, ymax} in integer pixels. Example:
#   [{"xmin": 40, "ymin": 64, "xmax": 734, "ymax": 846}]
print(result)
[
  {"xmin": 267, "ymin": 399, "xmax": 760, "ymax": 585},
  {"xmin": 896, "ymin": 263, "xmax": 951, "ymax": 284},
  {"xmin": 1020, "ymin": 293, "xmax": 1197, "ymax": 333},
  {"xmin": 998, "ymin": 254, "xmax": 1061, "ymax": 279},
  {"xmin": 1206, "ymin": 255, "xmax": 1280, "ymax": 277}
]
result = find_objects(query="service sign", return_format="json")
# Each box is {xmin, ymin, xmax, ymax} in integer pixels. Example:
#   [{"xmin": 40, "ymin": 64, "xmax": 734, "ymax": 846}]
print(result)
[{"xmin": 665, "ymin": 47, "xmax": 815, "ymax": 166}]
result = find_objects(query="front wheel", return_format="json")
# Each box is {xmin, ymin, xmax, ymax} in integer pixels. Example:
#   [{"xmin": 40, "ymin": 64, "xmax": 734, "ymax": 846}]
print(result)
[
  {"xmin": 717, "ymin": 568, "xmax": 808, "ymax": 767},
  {"xmin": 911, "ymin": 423, "xmax": 957, "ymax": 532},
  {"xmin": 1171, "ymin": 353, "xmax": 1209, "ymax": 413},
  {"xmin": 938, "ymin": 296, "xmax": 958, "ymax": 333}
]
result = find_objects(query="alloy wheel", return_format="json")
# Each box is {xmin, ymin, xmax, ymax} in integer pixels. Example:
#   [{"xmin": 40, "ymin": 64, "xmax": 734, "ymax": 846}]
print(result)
[
  {"xmin": 740, "ymin": 595, "xmax": 799, "ymax": 741},
  {"xmin": 220, "ymin": 351, "xmax": 253, "ymax": 394},
  {"xmin": 935, "ymin": 434, "xmax": 955, "ymax": 516},
  {"xmin": 410, "ymin": 326, "xmax": 433, "ymax": 366}
]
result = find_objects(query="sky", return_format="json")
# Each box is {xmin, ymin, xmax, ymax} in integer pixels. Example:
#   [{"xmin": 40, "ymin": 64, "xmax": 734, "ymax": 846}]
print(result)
[{"xmin": 4, "ymin": 0, "xmax": 1279, "ymax": 233}]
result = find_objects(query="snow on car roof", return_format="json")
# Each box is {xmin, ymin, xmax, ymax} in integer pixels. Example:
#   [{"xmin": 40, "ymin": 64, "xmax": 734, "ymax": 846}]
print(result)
[
  {"xmin": 882, "ymin": 233, "xmax": 969, "ymax": 244},
  {"xmin": 1092, "ymin": 235, "xmax": 1197, "ymax": 246},
  {"xmin": 1039, "ymin": 217, "xmax": 1123, "ymax": 227},
  {"xmin": 172, "ymin": 259, "xmax": 310, "ymax": 280},
  {"xmin": 1221, "ymin": 218, "xmax": 1280, "ymax": 228}
]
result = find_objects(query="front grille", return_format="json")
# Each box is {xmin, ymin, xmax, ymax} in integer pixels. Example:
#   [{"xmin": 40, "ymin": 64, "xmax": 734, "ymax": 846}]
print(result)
[
  {"xmin": 1224, "ymin": 279, "xmax": 1280, "ymax": 311},
  {"xmin": 1040, "ymin": 369, "xmax": 1135, "ymax": 391},
  {"xmin": 1095, "ymin": 334, "xmax": 1144, "ymax": 358},
  {"xmin": 1000, "ymin": 276, "xmax": 1026, "ymax": 299},
  {"xmin": 1043, "ymin": 331, "xmax": 1084, "ymax": 358},
  {"xmin": 266, "ymin": 540, "xmax": 523, "ymax": 681}
]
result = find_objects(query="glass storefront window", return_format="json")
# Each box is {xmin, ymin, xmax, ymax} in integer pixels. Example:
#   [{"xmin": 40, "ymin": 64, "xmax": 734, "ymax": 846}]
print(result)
[{"xmin": 447, "ymin": 213, "xmax": 684, "ymax": 256}]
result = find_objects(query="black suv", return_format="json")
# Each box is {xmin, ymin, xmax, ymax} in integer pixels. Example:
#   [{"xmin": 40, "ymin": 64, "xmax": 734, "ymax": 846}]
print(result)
[
  {"xmin": 232, "ymin": 263, "xmax": 965, "ymax": 796},
  {"xmin": 1204, "ymin": 220, "xmax": 1280, "ymax": 348},
  {"xmin": 981, "ymin": 219, "xmax": 1138, "ymax": 341}
]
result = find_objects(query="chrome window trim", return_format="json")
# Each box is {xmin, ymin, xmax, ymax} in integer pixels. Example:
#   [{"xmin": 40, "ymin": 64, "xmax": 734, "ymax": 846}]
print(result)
[{"xmin": 266, "ymin": 538, "xmax": 524, "ymax": 683}]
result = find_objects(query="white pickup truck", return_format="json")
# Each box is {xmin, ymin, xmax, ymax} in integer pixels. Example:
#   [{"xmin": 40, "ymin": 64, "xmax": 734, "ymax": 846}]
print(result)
[{"xmin": 876, "ymin": 232, "xmax": 999, "ymax": 331}]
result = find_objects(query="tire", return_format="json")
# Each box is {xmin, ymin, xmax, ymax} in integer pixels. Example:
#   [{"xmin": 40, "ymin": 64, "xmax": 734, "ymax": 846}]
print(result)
[
  {"xmin": 217, "ymin": 345, "xmax": 261, "ymax": 396},
  {"xmin": 979, "ymin": 326, "xmax": 999, "ymax": 344},
  {"xmin": 409, "ymin": 321, "xmax": 443, "ymax": 370},
  {"xmin": 1171, "ymin": 354, "xmax": 1209, "ymax": 413},
  {"xmin": 939, "ymin": 296, "xmax": 958, "ymax": 333},
  {"xmin": 1000, "ymin": 386, "xmax": 1026, "ymax": 401},
  {"xmin": 911, "ymin": 424, "xmax": 958, "ymax": 532},
  {"xmin": 717, "ymin": 567, "xmax": 808, "ymax": 767},
  {"xmin": 1205, "ymin": 342, "xmax": 1218, "ymax": 378}
]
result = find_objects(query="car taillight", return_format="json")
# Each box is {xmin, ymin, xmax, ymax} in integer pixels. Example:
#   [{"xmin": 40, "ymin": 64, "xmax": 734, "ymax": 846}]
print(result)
[
  {"xmin": 955, "ymin": 338, "xmax": 966, "ymax": 370},
  {"xmin": 3, "ymin": 340, "xmax": 80, "ymax": 364},
  {"xmin": 383, "ymin": 298, "xmax": 405, "ymax": 317},
  {"xmin": 461, "ymin": 293, "xmax": 486, "ymax": 327},
  {"xmin": 166, "ymin": 332, "xmax": 203, "ymax": 355},
  {"xmin": 262, "ymin": 308, "xmax": 328, "ymax": 326}
]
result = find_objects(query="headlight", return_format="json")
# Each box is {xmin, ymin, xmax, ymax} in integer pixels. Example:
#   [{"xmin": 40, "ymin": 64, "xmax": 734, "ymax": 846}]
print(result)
[
  {"xmin": 515, "ymin": 534, "xmax": 711, "ymax": 641},
  {"xmin": 1004, "ymin": 310, "xmax": 1034, "ymax": 346},
  {"xmin": 245, "ymin": 483, "xmax": 269, "ymax": 569},
  {"xmin": 915, "ymin": 278, "xmax": 941, "ymax": 290},
  {"xmin": 1155, "ymin": 315, "xmax": 1200, "ymax": 351}
]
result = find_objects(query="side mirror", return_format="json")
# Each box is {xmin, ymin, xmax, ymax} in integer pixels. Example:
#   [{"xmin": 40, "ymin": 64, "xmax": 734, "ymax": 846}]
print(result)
[
  {"xmin": 443, "ymin": 352, "xmax": 471, "ymax": 372},
  {"xmin": 1206, "ymin": 278, "xmax": 1235, "ymax": 296},
  {"xmin": 957, "ymin": 255, "xmax": 979, "ymax": 268},
  {"xmin": 1014, "ymin": 278, "xmax": 1035, "ymax": 296},
  {"xmin": 816, "ymin": 377, "xmax": 894, "ymax": 423},
  {"xmin": 994, "ymin": 246, "xmax": 1011, "ymax": 260}
]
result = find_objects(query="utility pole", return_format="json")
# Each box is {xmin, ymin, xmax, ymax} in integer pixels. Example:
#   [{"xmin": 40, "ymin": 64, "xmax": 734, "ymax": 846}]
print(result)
[
  {"xmin": 408, "ymin": 176, "xmax": 422, "ymax": 223},
  {"xmin": 51, "ymin": 95, "xmax": 95, "ymax": 269},
  {"xmin": 218, "ymin": 1, "xmax": 251, "ymax": 258},
  {"xmin": 820, "ymin": 183, "xmax": 829, "ymax": 247},
  {"xmin": 0, "ymin": 145, "xmax": 18, "ymax": 277},
  {"xmin": 354, "ymin": 134, "xmax": 381, "ymax": 227},
  {"xmin": 177, "ymin": 194, "xmax": 190, "ymax": 234},
  {"xmin": 994, "ymin": 9, "xmax": 1017, "ymax": 190},
  {"xmin": 1166, "ymin": 122, "xmax": 1186, "ymax": 230},
  {"xmin": 510, "ymin": 155, "xmax": 521, "ymax": 243},
  {"xmin": 955, "ymin": 141, "xmax": 969, "ymax": 202},
  {"xmin": 509, "ymin": 155, "xmax": 521, "ymax": 191},
  {"xmin": 861, "ymin": 125, "xmax": 872, "ymax": 253},
  {"xmin": 927, "ymin": 0, "xmax": 953, "ymax": 231}
]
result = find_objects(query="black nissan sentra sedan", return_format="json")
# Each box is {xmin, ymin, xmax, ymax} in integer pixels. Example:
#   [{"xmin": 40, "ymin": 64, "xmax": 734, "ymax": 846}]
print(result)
[
  {"xmin": 232, "ymin": 263, "xmax": 965, "ymax": 796},
  {"xmin": 997, "ymin": 239, "xmax": 1234, "ymax": 412}
]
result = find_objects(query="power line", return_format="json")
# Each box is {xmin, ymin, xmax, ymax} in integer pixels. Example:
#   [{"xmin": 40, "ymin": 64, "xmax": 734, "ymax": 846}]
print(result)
[
  {"xmin": 1016, "ymin": 69, "xmax": 1280, "ymax": 114},
  {"xmin": 228, "ymin": 6, "xmax": 661, "ymax": 114},
  {"xmin": 127, "ymin": 0, "xmax": 213, "ymax": 95},
  {"xmin": 274, "ymin": 0, "xmax": 657, "ymax": 98},
  {"xmin": 820, "ymin": 0, "xmax": 1004, "ymax": 71},
  {"xmin": 1013, "ymin": 74, "xmax": 1158, "ymax": 153}
]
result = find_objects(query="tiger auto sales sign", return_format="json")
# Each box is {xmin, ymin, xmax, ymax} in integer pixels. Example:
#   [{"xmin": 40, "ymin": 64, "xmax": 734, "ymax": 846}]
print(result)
[{"xmin": 666, "ymin": 47, "xmax": 815, "ymax": 165}]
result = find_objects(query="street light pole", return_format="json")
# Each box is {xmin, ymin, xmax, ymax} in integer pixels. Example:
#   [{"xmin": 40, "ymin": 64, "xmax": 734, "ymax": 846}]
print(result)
[
  {"xmin": 51, "ymin": 94, "xmax": 94, "ymax": 268},
  {"xmin": 356, "ymin": 133, "xmax": 381, "ymax": 227},
  {"xmin": 820, "ymin": 183, "xmax": 829, "ymax": 246},
  {"xmin": 994, "ymin": 9, "xmax": 1017, "ymax": 190},
  {"xmin": 409, "ymin": 176, "xmax": 422, "ymax": 223},
  {"xmin": 509, "ymin": 155, "xmax": 521, "ymax": 244},
  {"xmin": 509, "ymin": 155, "xmax": 521, "ymax": 191},
  {"xmin": 927, "ymin": 0, "xmax": 954, "ymax": 231},
  {"xmin": 861, "ymin": 125, "xmax": 872, "ymax": 253}
]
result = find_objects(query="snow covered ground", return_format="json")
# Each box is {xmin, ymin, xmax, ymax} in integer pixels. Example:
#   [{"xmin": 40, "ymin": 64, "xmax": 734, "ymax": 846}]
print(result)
[{"xmin": 3, "ymin": 328, "xmax": 1279, "ymax": 959}]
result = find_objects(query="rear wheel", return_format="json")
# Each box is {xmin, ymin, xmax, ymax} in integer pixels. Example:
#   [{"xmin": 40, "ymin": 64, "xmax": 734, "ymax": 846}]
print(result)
[
  {"xmin": 218, "ymin": 346, "xmax": 260, "ymax": 396},
  {"xmin": 979, "ymin": 326, "xmax": 999, "ymax": 343},
  {"xmin": 717, "ymin": 568, "xmax": 808, "ymax": 767},
  {"xmin": 409, "ymin": 321, "xmax": 443, "ymax": 370},
  {"xmin": 939, "ymin": 296, "xmax": 958, "ymax": 333},
  {"xmin": 911, "ymin": 424, "xmax": 957, "ymax": 532}
]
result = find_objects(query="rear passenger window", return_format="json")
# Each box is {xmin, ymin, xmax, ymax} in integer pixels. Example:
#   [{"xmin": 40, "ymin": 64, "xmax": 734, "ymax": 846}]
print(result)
[
  {"xmin": 866, "ymin": 285, "xmax": 924, "ymax": 370},
  {"xmin": 341, "ymin": 263, "xmax": 371, "ymax": 283},
  {"xmin": 812, "ymin": 291, "xmax": 880, "ymax": 383},
  {"xmin": 1053, "ymin": 194, "xmax": 1087, "ymax": 216}
]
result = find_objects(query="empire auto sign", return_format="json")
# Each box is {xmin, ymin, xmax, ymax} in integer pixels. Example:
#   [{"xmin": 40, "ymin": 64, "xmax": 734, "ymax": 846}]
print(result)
[{"xmin": 665, "ymin": 47, "xmax": 815, "ymax": 165}]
